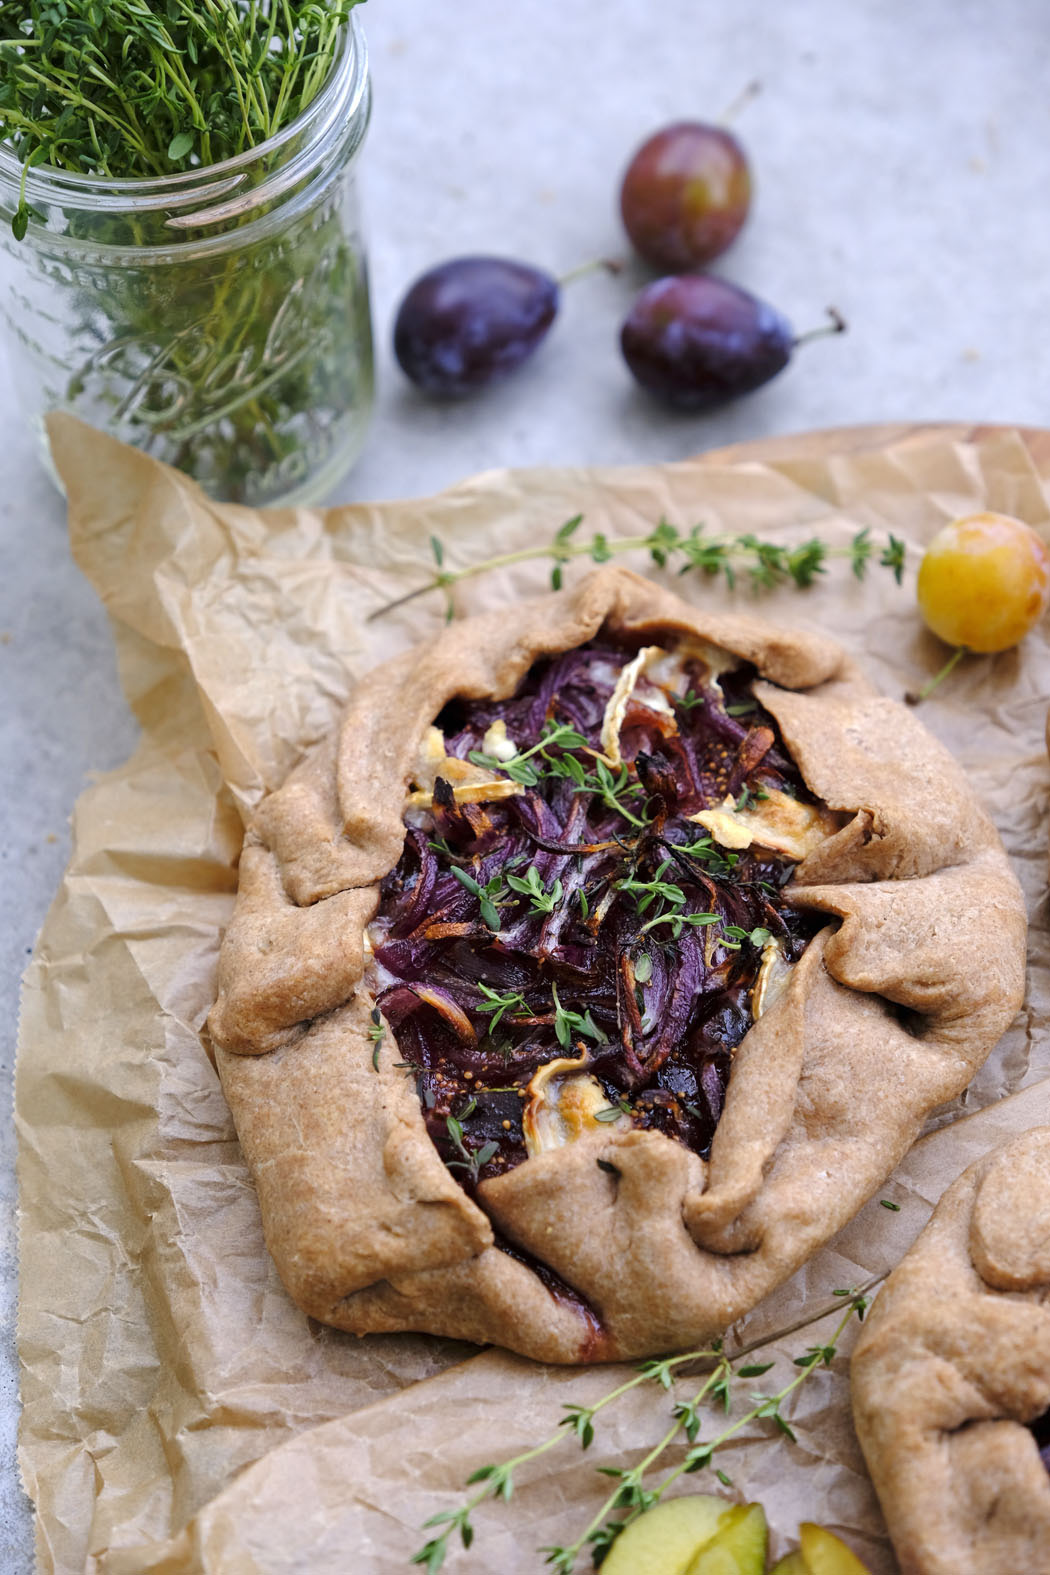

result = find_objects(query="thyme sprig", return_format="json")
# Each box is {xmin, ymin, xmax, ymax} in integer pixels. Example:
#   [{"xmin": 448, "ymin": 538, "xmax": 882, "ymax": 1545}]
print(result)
[
  {"xmin": 1, "ymin": 4, "xmax": 370, "ymax": 506},
  {"xmin": 548, "ymin": 754, "xmax": 650, "ymax": 829},
  {"xmin": 469, "ymin": 721, "xmax": 588, "ymax": 785},
  {"xmin": 444, "ymin": 1099, "xmax": 498, "ymax": 1185},
  {"xmin": 507, "ymin": 865, "xmax": 564, "ymax": 915},
  {"xmin": 368, "ymin": 516, "xmax": 908, "ymax": 623},
  {"xmin": 451, "ymin": 867, "xmax": 512, "ymax": 931},
  {"xmin": 475, "ymin": 985, "xmax": 531, "ymax": 1033},
  {"xmin": 412, "ymin": 1282, "xmax": 880, "ymax": 1573},
  {"xmin": 1, "ymin": 1, "xmax": 361, "ymax": 199},
  {"xmin": 469, "ymin": 719, "xmax": 648, "ymax": 830},
  {"xmin": 615, "ymin": 859, "xmax": 686, "ymax": 914},
  {"xmin": 551, "ymin": 982, "xmax": 607, "ymax": 1050},
  {"xmin": 675, "ymin": 836, "xmax": 740, "ymax": 879}
]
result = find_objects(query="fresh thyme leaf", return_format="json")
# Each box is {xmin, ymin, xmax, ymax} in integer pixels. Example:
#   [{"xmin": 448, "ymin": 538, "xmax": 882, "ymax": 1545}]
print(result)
[
  {"xmin": 430, "ymin": 535, "xmax": 445, "ymax": 568},
  {"xmin": 851, "ymin": 526, "xmax": 873, "ymax": 579},
  {"xmin": 881, "ymin": 533, "xmax": 908, "ymax": 584},
  {"xmin": 166, "ymin": 130, "xmax": 194, "ymax": 163},
  {"xmin": 633, "ymin": 952, "xmax": 653, "ymax": 984},
  {"xmin": 367, "ymin": 1008, "xmax": 384, "ymax": 1072},
  {"xmin": 880, "ymin": 1198, "xmax": 901, "ymax": 1211},
  {"xmin": 554, "ymin": 513, "xmax": 583, "ymax": 545},
  {"xmin": 409, "ymin": 1535, "xmax": 447, "ymax": 1572},
  {"xmin": 594, "ymin": 1100, "xmax": 632, "ymax": 1123},
  {"xmin": 560, "ymin": 1405, "xmax": 596, "ymax": 1447},
  {"xmin": 722, "ymin": 924, "xmax": 773, "ymax": 950},
  {"xmin": 785, "ymin": 538, "xmax": 828, "ymax": 587}
]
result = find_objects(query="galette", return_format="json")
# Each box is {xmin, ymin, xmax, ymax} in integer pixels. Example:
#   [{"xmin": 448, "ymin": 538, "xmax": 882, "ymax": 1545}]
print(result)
[{"xmin": 208, "ymin": 567, "xmax": 1025, "ymax": 1362}]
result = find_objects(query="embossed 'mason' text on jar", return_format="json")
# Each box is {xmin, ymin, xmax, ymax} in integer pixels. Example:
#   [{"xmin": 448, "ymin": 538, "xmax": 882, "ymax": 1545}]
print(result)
[{"xmin": 0, "ymin": 13, "xmax": 374, "ymax": 508}]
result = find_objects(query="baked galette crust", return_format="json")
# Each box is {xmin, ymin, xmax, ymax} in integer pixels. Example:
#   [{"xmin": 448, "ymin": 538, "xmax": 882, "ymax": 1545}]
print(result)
[
  {"xmin": 208, "ymin": 568, "xmax": 1026, "ymax": 1362},
  {"xmin": 851, "ymin": 1128, "xmax": 1050, "ymax": 1575}
]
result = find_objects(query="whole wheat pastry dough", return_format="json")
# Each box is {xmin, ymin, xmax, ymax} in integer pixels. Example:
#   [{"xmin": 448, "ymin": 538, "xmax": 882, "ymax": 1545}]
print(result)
[
  {"xmin": 208, "ymin": 567, "xmax": 1025, "ymax": 1362},
  {"xmin": 851, "ymin": 1127, "xmax": 1050, "ymax": 1575}
]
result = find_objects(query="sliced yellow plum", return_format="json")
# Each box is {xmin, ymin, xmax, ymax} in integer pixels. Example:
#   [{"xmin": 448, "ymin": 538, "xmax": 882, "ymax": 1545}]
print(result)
[
  {"xmin": 769, "ymin": 1555, "xmax": 809, "ymax": 1575},
  {"xmin": 797, "ymin": 1523, "xmax": 872, "ymax": 1573},
  {"xmin": 683, "ymin": 1501, "xmax": 768, "ymax": 1575},
  {"xmin": 600, "ymin": 1495, "xmax": 731, "ymax": 1575}
]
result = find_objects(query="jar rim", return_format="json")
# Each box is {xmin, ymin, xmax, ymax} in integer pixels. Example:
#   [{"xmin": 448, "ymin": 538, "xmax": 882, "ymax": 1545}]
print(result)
[{"xmin": 0, "ymin": 10, "xmax": 368, "ymax": 207}]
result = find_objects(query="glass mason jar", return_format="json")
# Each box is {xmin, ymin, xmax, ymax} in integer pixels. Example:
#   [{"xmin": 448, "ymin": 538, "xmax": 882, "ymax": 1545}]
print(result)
[{"xmin": 0, "ymin": 14, "xmax": 373, "ymax": 508}]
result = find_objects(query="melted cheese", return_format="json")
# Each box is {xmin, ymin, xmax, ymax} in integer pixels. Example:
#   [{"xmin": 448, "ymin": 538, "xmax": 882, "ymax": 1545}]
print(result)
[
  {"xmin": 522, "ymin": 1055, "xmax": 630, "ymax": 1155},
  {"xmin": 598, "ymin": 640, "xmax": 742, "ymax": 765},
  {"xmin": 690, "ymin": 787, "xmax": 838, "ymax": 862},
  {"xmin": 751, "ymin": 937, "xmax": 793, "ymax": 1018},
  {"xmin": 599, "ymin": 645, "xmax": 676, "ymax": 765},
  {"xmin": 481, "ymin": 719, "xmax": 519, "ymax": 761},
  {"xmin": 405, "ymin": 724, "xmax": 524, "ymax": 810}
]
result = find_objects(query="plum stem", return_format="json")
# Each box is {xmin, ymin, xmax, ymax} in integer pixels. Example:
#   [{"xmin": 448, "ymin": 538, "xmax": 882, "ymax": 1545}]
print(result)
[
  {"xmin": 556, "ymin": 256, "xmax": 624, "ymax": 287},
  {"xmin": 905, "ymin": 645, "xmax": 967, "ymax": 705},
  {"xmin": 719, "ymin": 78, "xmax": 762, "ymax": 125},
  {"xmin": 793, "ymin": 306, "xmax": 847, "ymax": 349}
]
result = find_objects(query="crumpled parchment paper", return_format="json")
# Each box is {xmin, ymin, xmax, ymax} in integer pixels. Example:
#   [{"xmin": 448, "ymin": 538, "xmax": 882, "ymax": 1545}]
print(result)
[{"xmin": 17, "ymin": 416, "xmax": 1050, "ymax": 1575}]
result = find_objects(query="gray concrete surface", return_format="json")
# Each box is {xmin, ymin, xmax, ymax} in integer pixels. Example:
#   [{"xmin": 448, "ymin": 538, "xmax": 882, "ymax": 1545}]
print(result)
[{"xmin": 1, "ymin": 0, "xmax": 1048, "ymax": 1566}]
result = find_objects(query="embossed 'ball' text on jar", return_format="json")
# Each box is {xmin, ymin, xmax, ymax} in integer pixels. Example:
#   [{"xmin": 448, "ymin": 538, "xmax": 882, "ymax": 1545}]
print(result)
[{"xmin": 0, "ymin": 14, "xmax": 373, "ymax": 508}]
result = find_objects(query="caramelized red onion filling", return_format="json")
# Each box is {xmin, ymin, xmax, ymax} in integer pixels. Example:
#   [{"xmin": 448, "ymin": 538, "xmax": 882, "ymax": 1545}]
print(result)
[{"xmin": 369, "ymin": 638, "xmax": 831, "ymax": 1190}]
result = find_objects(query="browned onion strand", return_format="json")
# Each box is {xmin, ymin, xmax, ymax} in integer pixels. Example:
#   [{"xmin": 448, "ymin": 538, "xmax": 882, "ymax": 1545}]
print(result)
[{"xmin": 371, "ymin": 641, "xmax": 820, "ymax": 1189}]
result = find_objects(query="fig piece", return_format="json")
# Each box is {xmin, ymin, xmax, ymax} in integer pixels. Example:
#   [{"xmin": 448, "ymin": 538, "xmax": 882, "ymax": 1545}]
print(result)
[
  {"xmin": 599, "ymin": 1495, "xmax": 731, "ymax": 1575},
  {"xmin": 684, "ymin": 1502, "xmax": 768, "ymax": 1575},
  {"xmin": 393, "ymin": 256, "xmax": 559, "ymax": 397},
  {"xmin": 620, "ymin": 121, "xmax": 752, "ymax": 270},
  {"xmin": 620, "ymin": 275, "xmax": 793, "ymax": 411}
]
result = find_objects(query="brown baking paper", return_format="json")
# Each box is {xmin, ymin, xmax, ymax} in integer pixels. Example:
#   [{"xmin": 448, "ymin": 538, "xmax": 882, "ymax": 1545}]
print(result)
[{"xmin": 17, "ymin": 417, "xmax": 1050, "ymax": 1575}]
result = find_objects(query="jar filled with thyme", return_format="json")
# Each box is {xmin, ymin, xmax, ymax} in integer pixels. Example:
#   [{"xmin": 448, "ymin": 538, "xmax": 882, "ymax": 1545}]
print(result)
[{"xmin": 0, "ymin": 4, "xmax": 374, "ymax": 507}]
